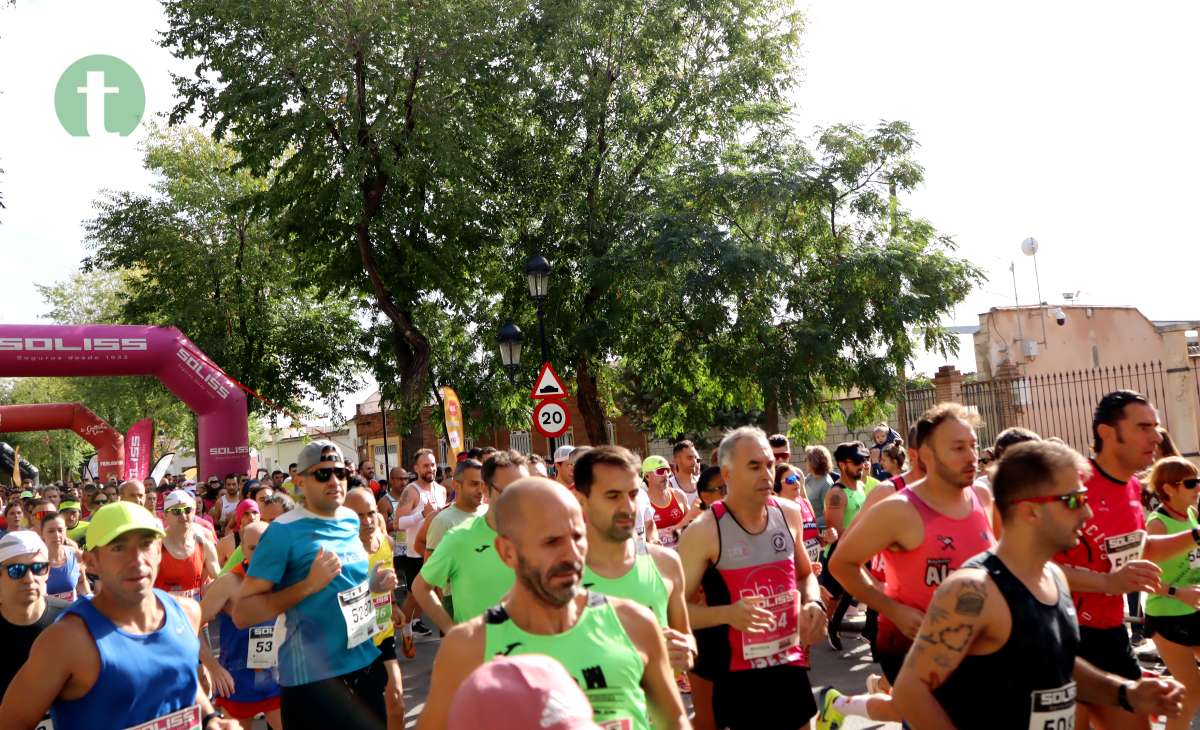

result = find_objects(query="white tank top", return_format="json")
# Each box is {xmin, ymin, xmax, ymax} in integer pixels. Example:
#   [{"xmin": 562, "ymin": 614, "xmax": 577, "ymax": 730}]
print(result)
[{"xmin": 403, "ymin": 482, "xmax": 446, "ymax": 556}]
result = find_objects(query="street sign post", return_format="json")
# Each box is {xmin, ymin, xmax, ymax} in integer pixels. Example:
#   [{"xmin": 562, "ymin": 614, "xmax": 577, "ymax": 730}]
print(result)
[
  {"xmin": 530, "ymin": 362, "xmax": 569, "ymax": 400},
  {"xmin": 532, "ymin": 399, "xmax": 570, "ymax": 439}
]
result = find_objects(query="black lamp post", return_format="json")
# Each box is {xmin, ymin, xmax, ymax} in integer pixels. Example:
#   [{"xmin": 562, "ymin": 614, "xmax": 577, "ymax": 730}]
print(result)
[
  {"xmin": 496, "ymin": 322, "xmax": 524, "ymax": 384},
  {"xmin": 525, "ymin": 255, "xmax": 552, "ymax": 364}
]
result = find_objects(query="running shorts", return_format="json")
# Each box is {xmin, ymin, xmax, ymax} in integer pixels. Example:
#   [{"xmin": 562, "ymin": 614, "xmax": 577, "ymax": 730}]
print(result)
[
  {"xmin": 279, "ymin": 662, "xmax": 387, "ymax": 729},
  {"xmin": 400, "ymin": 555, "xmax": 423, "ymax": 591},
  {"xmin": 712, "ymin": 665, "xmax": 817, "ymax": 730},
  {"xmin": 1077, "ymin": 625, "xmax": 1141, "ymax": 681},
  {"xmin": 818, "ymin": 541, "xmax": 845, "ymax": 598},
  {"xmin": 1146, "ymin": 612, "xmax": 1200, "ymax": 647},
  {"xmin": 216, "ymin": 694, "xmax": 281, "ymax": 720}
]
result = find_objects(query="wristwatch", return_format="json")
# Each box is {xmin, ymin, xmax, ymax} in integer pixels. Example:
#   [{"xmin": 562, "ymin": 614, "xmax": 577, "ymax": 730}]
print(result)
[
  {"xmin": 1192, "ymin": 527, "xmax": 1200, "ymax": 546},
  {"xmin": 1117, "ymin": 682, "xmax": 1135, "ymax": 712},
  {"xmin": 805, "ymin": 599, "xmax": 828, "ymax": 614},
  {"xmin": 1169, "ymin": 585, "xmax": 1179, "ymax": 597}
]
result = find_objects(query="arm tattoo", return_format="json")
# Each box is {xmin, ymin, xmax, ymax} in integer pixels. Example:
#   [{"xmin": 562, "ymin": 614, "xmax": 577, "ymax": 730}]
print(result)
[
  {"xmin": 926, "ymin": 605, "xmax": 950, "ymax": 624},
  {"xmin": 921, "ymin": 671, "xmax": 944, "ymax": 691},
  {"xmin": 828, "ymin": 491, "xmax": 845, "ymax": 508},
  {"xmin": 954, "ymin": 580, "xmax": 986, "ymax": 616}
]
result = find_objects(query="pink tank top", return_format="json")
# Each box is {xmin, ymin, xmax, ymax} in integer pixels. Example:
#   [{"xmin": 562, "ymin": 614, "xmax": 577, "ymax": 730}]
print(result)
[{"xmin": 877, "ymin": 488, "xmax": 995, "ymax": 655}]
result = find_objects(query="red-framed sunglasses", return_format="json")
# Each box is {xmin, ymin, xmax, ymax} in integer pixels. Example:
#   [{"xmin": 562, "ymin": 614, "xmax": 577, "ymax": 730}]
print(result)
[{"xmin": 1011, "ymin": 488, "xmax": 1089, "ymax": 510}]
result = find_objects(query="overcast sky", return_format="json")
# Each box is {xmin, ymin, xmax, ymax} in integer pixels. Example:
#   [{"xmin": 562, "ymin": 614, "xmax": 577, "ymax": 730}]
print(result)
[{"xmin": 3, "ymin": 0, "xmax": 1198, "ymax": 416}]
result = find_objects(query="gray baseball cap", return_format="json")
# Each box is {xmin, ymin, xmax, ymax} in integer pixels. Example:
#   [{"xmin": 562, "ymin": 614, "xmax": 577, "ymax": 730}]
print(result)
[{"xmin": 295, "ymin": 440, "xmax": 346, "ymax": 473}]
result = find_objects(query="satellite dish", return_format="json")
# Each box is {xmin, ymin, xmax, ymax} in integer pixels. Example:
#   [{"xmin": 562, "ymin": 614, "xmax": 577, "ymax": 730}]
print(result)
[{"xmin": 1021, "ymin": 237, "xmax": 1039, "ymax": 256}]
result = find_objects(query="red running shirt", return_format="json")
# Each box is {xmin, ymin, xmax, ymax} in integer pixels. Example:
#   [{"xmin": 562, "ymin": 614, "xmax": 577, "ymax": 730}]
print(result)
[
  {"xmin": 651, "ymin": 489, "xmax": 686, "ymax": 548},
  {"xmin": 1054, "ymin": 461, "xmax": 1146, "ymax": 629},
  {"xmin": 154, "ymin": 539, "xmax": 206, "ymax": 599}
]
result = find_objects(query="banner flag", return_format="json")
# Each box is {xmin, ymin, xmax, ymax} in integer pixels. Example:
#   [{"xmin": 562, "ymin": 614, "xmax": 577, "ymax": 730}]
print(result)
[
  {"xmin": 124, "ymin": 418, "xmax": 154, "ymax": 480},
  {"xmin": 441, "ymin": 387, "xmax": 467, "ymax": 465}
]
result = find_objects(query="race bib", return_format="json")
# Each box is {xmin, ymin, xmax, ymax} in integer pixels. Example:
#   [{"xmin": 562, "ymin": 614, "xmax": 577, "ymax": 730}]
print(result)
[
  {"xmin": 1187, "ymin": 547, "xmax": 1200, "ymax": 571},
  {"xmin": 49, "ymin": 590, "xmax": 76, "ymax": 602},
  {"xmin": 373, "ymin": 593, "xmax": 393, "ymax": 634},
  {"xmin": 803, "ymin": 538, "xmax": 821, "ymax": 565},
  {"xmin": 597, "ymin": 721, "xmax": 632, "ymax": 730},
  {"xmin": 246, "ymin": 624, "xmax": 278, "ymax": 669},
  {"xmin": 338, "ymin": 582, "xmax": 376, "ymax": 649},
  {"xmin": 1105, "ymin": 530, "xmax": 1146, "ymax": 572},
  {"xmin": 34, "ymin": 717, "xmax": 53, "ymax": 730},
  {"xmin": 125, "ymin": 705, "xmax": 201, "ymax": 730},
  {"xmin": 1028, "ymin": 682, "xmax": 1075, "ymax": 730},
  {"xmin": 168, "ymin": 587, "xmax": 199, "ymax": 600},
  {"xmin": 741, "ymin": 589, "xmax": 799, "ymax": 660}
]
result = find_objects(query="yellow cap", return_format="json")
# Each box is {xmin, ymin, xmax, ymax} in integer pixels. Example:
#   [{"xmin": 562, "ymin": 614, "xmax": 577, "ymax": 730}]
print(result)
[
  {"xmin": 641, "ymin": 455, "xmax": 671, "ymax": 475},
  {"xmin": 85, "ymin": 502, "xmax": 164, "ymax": 551}
]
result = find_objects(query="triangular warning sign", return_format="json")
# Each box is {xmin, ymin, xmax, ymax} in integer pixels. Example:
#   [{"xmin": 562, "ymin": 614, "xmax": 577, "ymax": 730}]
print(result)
[{"xmin": 530, "ymin": 362, "xmax": 569, "ymax": 400}]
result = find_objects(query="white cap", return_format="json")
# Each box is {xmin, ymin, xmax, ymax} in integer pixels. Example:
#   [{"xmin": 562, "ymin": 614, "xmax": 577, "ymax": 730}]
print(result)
[
  {"xmin": 163, "ymin": 490, "xmax": 196, "ymax": 511},
  {"xmin": 0, "ymin": 532, "xmax": 48, "ymax": 564},
  {"xmin": 553, "ymin": 445, "xmax": 576, "ymax": 463}
]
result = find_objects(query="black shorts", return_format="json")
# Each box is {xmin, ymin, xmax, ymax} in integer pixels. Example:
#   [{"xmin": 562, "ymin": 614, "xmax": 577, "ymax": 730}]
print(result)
[
  {"xmin": 818, "ymin": 542, "xmax": 844, "ymax": 598},
  {"xmin": 875, "ymin": 649, "xmax": 906, "ymax": 685},
  {"xmin": 1146, "ymin": 611, "xmax": 1200, "ymax": 646},
  {"xmin": 376, "ymin": 635, "xmax": 397, "ymax": 662},
  {"xmin": 280, "ymin": 661, "xmax": 387, "ymax": 729},
  {"xmin": 712, "ymin": 665, "xmax": 817, "ymax": 730},
  {"xmin": 400, "ymin": 555, "xmax": 423, "ymax": 590},
  {"xmin": 1077, "ymin": 625, "xmax": 1141, "ymax": 681}
]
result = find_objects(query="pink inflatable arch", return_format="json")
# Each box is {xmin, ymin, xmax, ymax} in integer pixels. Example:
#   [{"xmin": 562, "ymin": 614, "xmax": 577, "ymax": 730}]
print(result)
[
  {"xmin": 0, "ymin": 402, "xmax": 124, "ymax": 481},
  {"xmin": 0, "ymin": 325, "xmax": 249, "ymax": 480}
]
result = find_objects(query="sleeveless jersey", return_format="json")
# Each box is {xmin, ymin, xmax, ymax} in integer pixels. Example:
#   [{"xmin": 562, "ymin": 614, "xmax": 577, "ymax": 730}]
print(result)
[
  {"xmin": 155, "ymin": 537, "xmax": 206, "ymax": 599},
  {"xmin": 697, "ymin": 497, "xmax": 805, "ymax": 672},
  {"xmin": 402, "ymin": 483, "xmax": 447, "ymax": 557},
  {"xmin": 798, "ymin": 497, "xmax": 821, "ymax": 566},
  {"xmin": 868, "ymin": 475, "xmax": 908, "ymax": 580},
  {"xmin": 484, "ymin": 592, "xmax": 649, "ymax": 730},
  {"xmin": 368, "ymin": 536, "xmax": 395, "ymax": 643},
  {"xmin": 46, "ymin": 550, "xmax": 81, "ymax": 601},
  {"xmin": 1055, "ymin": 461, "xmax": 1146, "ymax": 629},
  {"xmin": 1146, "ymin": 507, "xmax": 1200, "ymax": 617},
  {"xmin": 215, "ymin": 610, "xmax": 281, "ymax": 704},
  {"xmin": 52, "ymin": 590, "xmax": 200, "ymax": 729},
  {"xmin": 582, "ymin": 541, "xmax": 670, "ymax": 626},
  {"xmin": 934, "ymin": 553, "xmax": 1079, "ymax": 729},
  {"xmin": 877, "ymin": 487, "xmax": 995, "ymax": 656},
  {"xmin": 823, "ymin": 483, "xmax": 865, "ymax": 558},
  {"xmin": 381, "ymin": 492, "xmax": 406, "ymax": 558},
  {"xmin": 650, "ymin": 489, "xmax": 686, "ymax": 549}
]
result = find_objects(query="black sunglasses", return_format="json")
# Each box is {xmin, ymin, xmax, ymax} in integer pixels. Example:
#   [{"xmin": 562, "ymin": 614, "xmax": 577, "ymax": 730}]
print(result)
[
  {"xmin": 1182, "ymin": 478, "xmax": 1200, "ymax": 490},
  {"xmin": 5, "ymin": 562, "xmax": 49, "ymax": 580},
  {"xmin": 311, "ymin": 467, "xmax": 349, "ymax": 483}
]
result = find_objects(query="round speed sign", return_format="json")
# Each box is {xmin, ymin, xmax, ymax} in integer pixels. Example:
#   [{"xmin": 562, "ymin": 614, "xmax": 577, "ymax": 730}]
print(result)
[{"xmin": 532, "ymin": 399, "xmax": 570, "ymax": 438}]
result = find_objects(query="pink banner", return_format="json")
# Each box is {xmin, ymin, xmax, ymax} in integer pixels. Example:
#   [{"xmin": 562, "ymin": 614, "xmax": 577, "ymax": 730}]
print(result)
[
  {"xmin": 124, "ymin": 418, "xmax": 154, "ymax": 481},
  {"xmin": 0, "ymin": 402, "xmax": 124, "ymax": 481},
  {"xmin": 0, "ymin": 325, "xmax": 249, "ymax": 480}
]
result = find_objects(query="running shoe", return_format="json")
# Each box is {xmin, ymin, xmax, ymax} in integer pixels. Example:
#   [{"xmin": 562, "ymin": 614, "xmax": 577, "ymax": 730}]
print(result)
[
  {"xmin": 816, "ymin": 687, "xmax": 845, "ymax": 730},
  {"xmin": 411, "ymin": 619, "xmax": 433, "ymax": 636},
  {"xmin": 828, "ymin": 630, "xmax": 843, "ymax": 652},
  {"xmin": 401, "ymin": 633, "xmax": 416, "ymax": 659}
]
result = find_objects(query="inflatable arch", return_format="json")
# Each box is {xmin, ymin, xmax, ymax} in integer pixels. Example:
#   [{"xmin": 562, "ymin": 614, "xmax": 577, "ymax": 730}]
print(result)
[
  {"xmin": 0, "ymin": 325, "xmax": 250, "ymax": 480},
  {"xmin": 0, "ymin": 402, "xmax": 124, "ymax": 481}
]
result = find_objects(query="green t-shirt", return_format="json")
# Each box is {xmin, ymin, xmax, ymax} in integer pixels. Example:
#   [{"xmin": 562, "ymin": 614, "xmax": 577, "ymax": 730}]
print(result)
[
  {"xmin": 220, "ymin": 545, "xmax": 244, "ymax": 576},
  {"xmin": 418, "ymin": 515, "xmax": 513, "ymax": 623},
  {"xmin": 582, "ymin": 542, "xmax": 669, "ymax": 627},
  {"xmin": 426, "ymin": 504, "xmax": 486, "ymax": 553},
  {"xmin": 484, "ymin": 591, "xmax": 649, "ymax": 730},
  {"xmin": 1147, "ymin": 507, "xmax": 1200, "ymax": 617}
]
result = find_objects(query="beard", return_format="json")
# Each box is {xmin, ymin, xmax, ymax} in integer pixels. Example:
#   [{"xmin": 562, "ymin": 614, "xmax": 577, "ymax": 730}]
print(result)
[
  {"xmin": 604, "ymin": 512, "xmax": 636, "ymax": 543},
  {"xmin": 516, "ymin": 554, "xmax": 582, "ymax": 608},
  {"xmin": 931, "ymin": 452, "xmax": 974, "ymax": 489}
]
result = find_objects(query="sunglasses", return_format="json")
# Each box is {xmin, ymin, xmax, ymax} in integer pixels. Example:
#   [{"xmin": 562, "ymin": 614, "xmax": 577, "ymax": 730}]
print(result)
[
  {"xmin": 775, "ymin": 452, "xmax": 791, "ymax": 460},
  {"xmin": 783, "ymin": 474, "xmax": 801, "ymax": 486},
  {"xmin": 700, "ymin": 485, "xmax": 728, "ymax": 495},
  {"xmin": 5, "ymin": 562, "xmax": 49, "ymax": 580},
  {"xmin": 166, "ymin": 507, "xmax": 194, "ymax": 516},
  {"xmin": 650, "ymin": 467, "xmax": 672, "ymax": 477},
  {"xmin": 33, "ymin": 510, "xmax": 52, "ymax": 521},
  {"xmin": 1012, "ymin": 488, "xmax": 1089, "ymax": 511},
  {"xmin": 311, "ymin": 467, "xmax": 349, "ymax": 483}
]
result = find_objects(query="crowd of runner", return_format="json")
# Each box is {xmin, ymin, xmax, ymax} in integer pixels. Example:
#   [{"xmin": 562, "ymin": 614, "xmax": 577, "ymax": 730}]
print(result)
[{"xmin": 1, "ymin": 388, "xmax": 1199, "ymax": 728}]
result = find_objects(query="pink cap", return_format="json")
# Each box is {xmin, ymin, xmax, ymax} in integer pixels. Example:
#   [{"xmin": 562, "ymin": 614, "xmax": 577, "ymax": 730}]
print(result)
[
  {"xmin": 233, "ymin": 499, "xmax": 258, "ymax": 527},
  {"xmin": 448, "ymin": 655, "xmax": 600, "ymax": 730}
]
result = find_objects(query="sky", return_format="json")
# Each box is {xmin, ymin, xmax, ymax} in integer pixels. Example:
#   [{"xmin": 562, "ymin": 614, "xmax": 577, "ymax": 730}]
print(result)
[{"xmin": 3, "ymin": 0, "xmax": 1199, "ymax": 417}]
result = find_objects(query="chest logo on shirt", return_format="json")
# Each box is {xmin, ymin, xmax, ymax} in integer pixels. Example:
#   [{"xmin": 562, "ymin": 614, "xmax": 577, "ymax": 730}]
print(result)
[
  {"xmin": 937, "ymin": 535, "xmax": 955, "ymax": 551},
  {"xmin": 497, "ymin": 642, "xmax": 522, "ymax": 656},
  {"xmin": 772, "ymin": 533, "xmax": 787, "ymax": 553},
  {"xmin": 925, "ymin": 558, "xmax": 951, "ymax": 586},
  {"xmin": 582, "ymin": 665, "xmax": 609, "ymax": 690},
  {"xmin": 475, "ymin": 545, "xmax": 491, "ymax": 553}
]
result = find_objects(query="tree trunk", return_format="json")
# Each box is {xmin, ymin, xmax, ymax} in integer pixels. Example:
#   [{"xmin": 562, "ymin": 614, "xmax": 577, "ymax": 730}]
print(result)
[
  {"xmin": 575, "ymin": 358, "xmax": 609, "ymax": 445},
  {"xmin": 763, "ymin": 390, "xmax": 781, "ymax": 435}
]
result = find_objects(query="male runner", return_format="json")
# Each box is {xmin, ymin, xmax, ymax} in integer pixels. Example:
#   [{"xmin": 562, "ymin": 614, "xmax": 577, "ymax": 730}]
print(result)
[
  {"xmin": 210, "ymin": 474, "xmax": 243, "ymax": 533},
  {"xmin": 0, "ymin": 502, "xmax": 237, "ymax": 730},
  {"xmin": 392, "ymin": 449, "xmax": 447, "ymax": 644},
  {"xmin": 678, "ymin": 426, "xmax": 827, "ymax": 730},
  {"xmin": 643, "ymin": 455, "xmax": 691, "ymax": 549},
  {"xmin": 576, "ymin": 446, "xmax": 696, "ymax": 673},
  {"xmin": 893, "ymin": 440, "xmax": 1185, "ymax": 729},
  {"xmin": 413, "ymin": 450, "xmax": 529, "ymax": 632},
  {"xmin": 378, "ymin": 466, "xmax": 409, "ymax": 573},
  {"xmin": 553, "ymin": 444, "xmax": 576, "ymax": 488},
  {"xmin": 1056, "ymin": 390, "xmax": 1200, "ymax": 730},
  {"xmin": 820, "ymin": 404, "xmax": 995, "ymax": 728},
  {"xmin": 0, "ymin": 532, "xmax": 63, "ymax": 703},
  {"xmin": 199, "ymin": 520, "xmax": 283, "ymax": 729},
  {"xmin": 669, "ymin": 440, "xmax": 702, "ymax": 507},
  {"xmin": 233, "ymin": 440, "xmax": 390, "ymax": 729},
  {"xmin": 119, "ymin": 478, "xmax": 148, "ymax": 506},
  {"xmin": 418, "ymin": 477, "xmax": 688, "ymax": 730},
  {"xmin": 155, "ymin": 490, "xmax": 220, "ymax": 599},
  {"xmin": 425, "ymin": 458, "xmax": 487, "ymax": 554},
  {"xmin": 820, "ymin": 441, "xmax": 870, "ymax": 650}
]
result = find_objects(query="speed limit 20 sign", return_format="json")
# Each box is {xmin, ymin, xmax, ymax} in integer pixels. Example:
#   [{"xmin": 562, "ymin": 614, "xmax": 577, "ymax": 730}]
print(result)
[{"xmin": 533, "ymin": 399, "xmax": 570, "ymax": 438}]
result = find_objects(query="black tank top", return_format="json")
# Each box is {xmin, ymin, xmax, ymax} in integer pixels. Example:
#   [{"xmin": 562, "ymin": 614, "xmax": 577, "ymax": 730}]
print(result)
[
  {"xmin": 0, "ymin": 601, "xmax": 63, "ymax": 695},
  {"xmin": 934, "ymin": 552, "xmax": 1079, "ymax": 729}
]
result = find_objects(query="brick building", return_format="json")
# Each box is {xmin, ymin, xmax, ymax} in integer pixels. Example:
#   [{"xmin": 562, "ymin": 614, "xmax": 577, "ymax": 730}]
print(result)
[{"xmin": 353, "ymin": 390, "xmax": 665, "ymax": 472}]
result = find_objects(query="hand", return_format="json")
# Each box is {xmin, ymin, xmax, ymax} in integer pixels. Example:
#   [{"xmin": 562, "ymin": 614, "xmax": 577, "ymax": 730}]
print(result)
[
  {"xmin": 798, "ymin": 601, "xmax": 828, "ymax": 646},
  {"xmin": 1106, "ymin": 560, "xmax": 1161, "ymax": 595},
  {"xmin": 197, "ymin": 661, "xmax": 213, "ymax": 698},
  {"xmin": 421, "ymin": 501, "xmax": 436, "ymax": 519},
  {"xmin": 725, "ymin": 597, "xmax": 775, "ymax": 634},
  {"xmin": 886, "ymin": 603, "xmax": 925, "ymax": 640},
  {"xmin": 371, "ymin": 563, "xmax": 399, "ymax": 594},
  {"xmin": 1127, "ymin": 677, "xmax": 1185, "ymax": 717},
  {"xmin": 209, "ymin": 718, "xmax": 242, "ymax": 730},
  {"xmin": 683, "ymin": 501, "xmax": 704, "ymax": 522},
  {"xmin": 207, "ymin": 661, "xmax": 236, "ymax": 698},
  {"xmin": 304, "ymin": 547, "xmax": 342, "ymax": 594},
  {"xmin": 663, "ymin": 627, "xmax": 696, "ymax": 673},
  {"xmin": 821, "ymin": 527, "xmax": 838, "ymax": 544}
]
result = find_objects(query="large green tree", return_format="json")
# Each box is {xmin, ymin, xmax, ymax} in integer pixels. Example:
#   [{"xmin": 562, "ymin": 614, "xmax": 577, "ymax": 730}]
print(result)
[{"xmin": 82, "ymin": 125, "xmax": 364, "ymax": 416}]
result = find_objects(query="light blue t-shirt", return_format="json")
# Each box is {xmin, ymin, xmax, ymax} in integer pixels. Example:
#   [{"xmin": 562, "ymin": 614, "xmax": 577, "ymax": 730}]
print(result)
[{"xmin": 248, "ymin": 506, "xmax": 379, "ymax": 686}]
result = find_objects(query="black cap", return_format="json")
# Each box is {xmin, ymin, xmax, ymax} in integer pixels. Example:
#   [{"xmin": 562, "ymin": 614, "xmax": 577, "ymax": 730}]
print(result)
[{"xmin": 833, "ymin": 442, "xmax": 870, "ymax": 464}]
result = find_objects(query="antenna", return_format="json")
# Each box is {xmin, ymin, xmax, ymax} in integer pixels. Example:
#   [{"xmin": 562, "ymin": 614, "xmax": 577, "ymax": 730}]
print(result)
[{"xmin": 1022, "ymin": 237, "xmax": 1047, "ymax": 345}]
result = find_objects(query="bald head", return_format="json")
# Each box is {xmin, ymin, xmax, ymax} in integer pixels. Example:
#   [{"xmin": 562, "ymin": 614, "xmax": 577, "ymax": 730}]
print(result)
[
  {"xmin": 344, "ymin": 487, "xmax": 375, "ymax": 513},
  {"xmin": 241, "ymin": 519, "xmax": 269, "ymax": 559},
  {"xmin": 494, "ymin": 476, "xmax": 580, "ymax": 540},
  {"xmin": 119, "ymin": 480, "xmax": 146, "ymax": 503}
]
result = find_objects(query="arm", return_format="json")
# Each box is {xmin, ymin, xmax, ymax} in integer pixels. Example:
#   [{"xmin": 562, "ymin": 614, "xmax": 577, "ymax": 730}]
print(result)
[
  {"xmin": 414, "ymin": 509, "xmax": 436, "ymax": 559},
  {"xmin": 676, "ymin": 513, "xmax": 772, "ymax": 633},
  {"xmin": 233, "ymin": 546, "xmax": 340, "ymax": 629},
  {"xmin": 829, "ymin": 498, "xmax": 924, "ymax": 637},
  {"xmin": 1144, "ymin": 528, "xmax": 1200, "ymax": 563},
  {"xmin": 412, "ymin": 574, "xmax": 455, "ymax": 634},
  {"xmin": 1074, "ymin": 656, "xmax": 1185, "ymax": 716},
  {"xmin": 75, "ymin": 550, "xmax": 92, "ymax": 596},
  {"xmin": 618, "ymin": 601, "xmax": 690, "ymax": 730},
  {"xmin": 651, "ymin": 546, "xmax": 696, "ymax": 672},
  {"xmin": 392, "ymin": 485, "xmax": 420, "ymax": 521},
  {"xmin": 200, "ymin": 536, "xmax": 221, "ymax": 584},
  {"xmin": 893, "ymin": 570, "xmax": 993, "ymax": 730},
  {"xmin": 824, "ymin": 487, "xmax": 847, "ymax": 535},
  {"xmin": 415, "ymin": 623, "xmax": 485, "ymax": 730}
]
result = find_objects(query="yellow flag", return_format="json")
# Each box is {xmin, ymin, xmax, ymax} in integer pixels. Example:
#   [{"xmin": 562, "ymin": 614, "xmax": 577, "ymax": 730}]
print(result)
[{"xmin": 441, "ymin": 387, "xmax": 467, "ymax": 465}]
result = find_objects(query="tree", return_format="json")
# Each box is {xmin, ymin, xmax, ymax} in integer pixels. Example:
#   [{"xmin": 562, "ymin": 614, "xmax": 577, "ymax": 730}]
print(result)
[{"xmin": 82, "ymin": 125, "xmax": 364, "ymax": 416}]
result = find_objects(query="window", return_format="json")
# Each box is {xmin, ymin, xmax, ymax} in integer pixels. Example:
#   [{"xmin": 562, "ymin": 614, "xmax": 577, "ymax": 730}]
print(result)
[
  {"xmin": 509, "ymin": 430, "xmax": 531, "ymax": 455},
  {"xmin": 559, "ymin": 430, "xmax": 575, "ymax": 447},
  {"xmin": 438, "ymin": 437, "xmax": 475, "ymax": 466},
  {"xmin": 373, "ymin": 443, "xmax": 398, "ymax": 472}
]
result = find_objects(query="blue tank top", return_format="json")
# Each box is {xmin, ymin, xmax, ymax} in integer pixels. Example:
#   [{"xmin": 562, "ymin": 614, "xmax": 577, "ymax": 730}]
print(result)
[
  {"xmin": 216, "ymin": 611, "xmax": 280, "ymax": 703},
  {"xmin": 51, "ymin": 589, "xmax": 200, "ymax": 729},
  {"xmin": 46, "ymin": 551, "xmax": 80, "ymax": 600}
]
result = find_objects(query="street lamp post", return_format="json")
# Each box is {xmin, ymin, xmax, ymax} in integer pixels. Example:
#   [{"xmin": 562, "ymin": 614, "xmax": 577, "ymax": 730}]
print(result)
[
  {"xmin": 497, "ymin": 322, "xmax": 524, "ymax": 384},
  {"xmin": 524, "ymin": 254, "xmax": 555, "ymax": 456}
]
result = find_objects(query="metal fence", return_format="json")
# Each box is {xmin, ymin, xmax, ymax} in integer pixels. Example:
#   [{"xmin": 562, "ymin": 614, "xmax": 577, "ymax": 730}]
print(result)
[{"xmin": 902, "ymin": 362, "xmax": 1170, "ymax": 457}]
